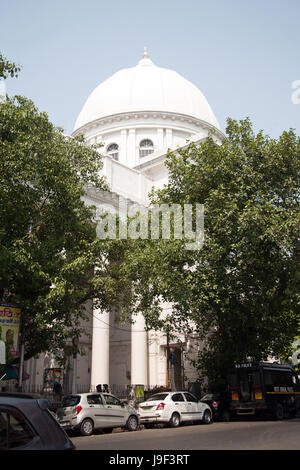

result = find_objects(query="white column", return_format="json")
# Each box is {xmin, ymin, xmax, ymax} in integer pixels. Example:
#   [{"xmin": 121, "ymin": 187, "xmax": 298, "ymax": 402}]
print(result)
[
  {"xmin": 102, "ymin": 156, "xmax": 113, "ymax": 188},
  {"xmin": 120, "ymin": 129, "xmax": 127, "ymax": 164},
  {"xmin": 166, "ymin": 128, "xmax": 172, "ymax": 148},
  {"xmin": 128, "ymin": 128, "xmax": 136, "ymax": 167},
  {"xmin": 157, "ymin": 128, "xmax": 164, "ymax": 149},
  {"xmin": 148, "ymin": 332, "xmax": 159, "ymax": 386},
  {"xmin": 91, "ymin": 309, "xmax": 110, "ymax": 389},
  {"xmin": 131, "ymin": 313, "xmax": 148, "ymax": 385}
]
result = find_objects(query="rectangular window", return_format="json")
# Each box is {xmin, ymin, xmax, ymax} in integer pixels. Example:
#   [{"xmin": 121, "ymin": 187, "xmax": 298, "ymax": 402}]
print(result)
[
  {"xmin": 103, "ymin": 394, "xmax": 121, "ymax": 406},
  {"xmin": 183, "ymin": 393, "xmax": 198, "ymax": 403},
  {"xmin": 139, "ymin": 149, "xmax": 154, "ymax": 157},
  {"xmin": 171, "ymin": 393, "xmax": 185, "ymax": 402},
  {"xmin": 61, "ymin": 395, "xmax": 81, "ymax": 407},
  {"xmin": 87, "ymin": 394, "xmax": 103, "ymax": 405}
]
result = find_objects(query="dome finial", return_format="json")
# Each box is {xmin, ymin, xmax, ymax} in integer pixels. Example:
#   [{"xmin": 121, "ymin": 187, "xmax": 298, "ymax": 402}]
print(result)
[
  {"xmin": 137, "ymin": 47, "xmax": 153, "ymax": 66},
  {"xmin": 143, "ymin": 46, "xmax": 149, "ymax": 59}
]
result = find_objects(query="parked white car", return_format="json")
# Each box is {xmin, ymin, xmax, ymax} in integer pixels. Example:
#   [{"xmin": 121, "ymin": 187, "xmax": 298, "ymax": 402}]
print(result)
[
  {"xmin": 57, "ymin": 392, "xmax": 139, "ymax": 436},
  {"xmin": 137, "ymin": 391, "xmax": 212, "ymax": 428}
]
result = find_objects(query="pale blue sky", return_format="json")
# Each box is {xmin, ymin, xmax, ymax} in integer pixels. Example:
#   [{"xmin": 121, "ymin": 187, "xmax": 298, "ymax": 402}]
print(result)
[{"xmin": 1, "ymin": 0, "xmax": 300, "ymax": 137}]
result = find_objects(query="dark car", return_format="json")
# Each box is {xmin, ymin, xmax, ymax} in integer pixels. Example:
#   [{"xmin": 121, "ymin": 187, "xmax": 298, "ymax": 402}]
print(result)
[
  {"xmin": 200, "ymin": 392, "xmax": 231, "ymax": 421},
  {"xmin": 0, "ymin": 393, "xmax": 75, "ymax": 450}
]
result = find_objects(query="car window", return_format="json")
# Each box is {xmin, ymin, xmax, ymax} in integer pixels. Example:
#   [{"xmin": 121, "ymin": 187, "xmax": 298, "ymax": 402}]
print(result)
[
  {"xmin": 0, "ymin": 406, "xmax": 36, "ymax": 450},
  {"xmin": 103, "ymin": 394, "xmax": 121, "ymax": 406},
  {"xmin": 87, "ymin": 394, "xmax": 103, "ymax": 405},
  {"xmin": 201, "ymin": 394, "xmax": 214, "ymax": 400},
  {"xmin": 184, "ymin": 393, "xmax": 198, "ymax": 403},
  {"xmin": 145, "ymin": 393, "xmax": 168, "ymax": 402},
  {"xmin": 62, "ymin": 395, "xmax": 81, "ymax": 407},
  {"xmin": 171, "ymin": 393, "xmax": 185, "ymax": 402}
]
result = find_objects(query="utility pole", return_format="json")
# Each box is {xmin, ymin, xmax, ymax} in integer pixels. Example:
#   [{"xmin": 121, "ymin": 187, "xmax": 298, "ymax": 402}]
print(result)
[
  {"xmin": 169, "ymin": 348, "xmax": 176, "ymax": 391},
  {"xmin": 72, "ymin": 338, "xmax": 79, "ymax": 394},
  {"xmin": 18, "ymin": 324, "xmax": 25, "ymax": 391},
  {"xmin": 166, "ymin": 331, "xmax": 170, "ymax": 389}
]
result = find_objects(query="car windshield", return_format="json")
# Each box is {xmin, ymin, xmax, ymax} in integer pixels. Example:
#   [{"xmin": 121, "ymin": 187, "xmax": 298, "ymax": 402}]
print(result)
[
  {"xmin": 146, "ymin": 393, "xmax": 168, "ymax": 402},
  {"xmin": 61, "ymin": 395, "xmax": 80, "ymax": 407},
  {"xmin": 201, "ymin": 394, "xmax": 218, "ymax": 400}
]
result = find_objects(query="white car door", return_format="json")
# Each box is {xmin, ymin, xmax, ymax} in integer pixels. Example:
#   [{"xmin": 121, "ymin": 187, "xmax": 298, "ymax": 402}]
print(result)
[
  {"xmin": 183, "ymin": 392, "xmax": 202, "ymax": 420},
  {"xmin": 102, "ymin": 394, "xmax": 127, "ymax": 427},
  {"xmin": 170, "ymin": 393, "xmax": 189, "ymax": 423}
]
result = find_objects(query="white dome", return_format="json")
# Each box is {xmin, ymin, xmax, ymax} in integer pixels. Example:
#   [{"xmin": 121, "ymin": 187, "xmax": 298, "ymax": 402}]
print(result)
[{"xmin": 74, "ymin": 52, "xmax": 219, "ymax": 132}]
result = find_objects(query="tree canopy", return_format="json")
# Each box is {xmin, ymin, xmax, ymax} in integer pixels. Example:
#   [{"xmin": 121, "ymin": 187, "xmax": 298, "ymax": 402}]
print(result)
[
  {"xmin": 0, "ymin": 53, "xmax": 148, "ymax": 366},
  {"xmin": 125, "ymin": 118, "xmax": 300, "ymax": 389},
  {"xmin": 0, "ymin": 92, "xmax": 111, "ymax": 361}
]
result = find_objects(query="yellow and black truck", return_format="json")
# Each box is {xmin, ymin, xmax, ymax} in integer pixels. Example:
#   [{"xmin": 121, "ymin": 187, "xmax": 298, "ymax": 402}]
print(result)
[{"xmin": 228, "ymin": 361, "xmax": 300, "ymax": 420}]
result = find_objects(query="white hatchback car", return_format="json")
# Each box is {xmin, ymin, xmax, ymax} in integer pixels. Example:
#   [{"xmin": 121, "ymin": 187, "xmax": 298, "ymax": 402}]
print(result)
[
  {"xmin": 57, "ymin": 392, "xmax": 139, "ymax": 436},
  {"xmin": 137, "ymin": 391, "xmax": 212, "ymax": 428}
]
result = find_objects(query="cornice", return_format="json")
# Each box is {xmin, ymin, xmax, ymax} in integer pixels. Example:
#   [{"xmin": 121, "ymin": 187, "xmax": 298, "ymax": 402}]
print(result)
[
  {"xmin": 72, "ymin": 110, "xmax": 224, "ymax": 139},
  {"xmin": 84, "ymin": 182, "xmax": 151, "ymax": 209}
]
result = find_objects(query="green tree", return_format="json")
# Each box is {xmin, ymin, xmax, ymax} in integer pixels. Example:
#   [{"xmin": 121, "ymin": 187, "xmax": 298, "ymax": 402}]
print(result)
[
  {"xmin": 128, "ymin": 118, "xmax": 300, "ymax": 389},
  {"xmin": 0, "ymin": 53, "xmax": 20, "ymax": 79},
  {"xmin": 0, "ymin": 52, "xmax": 124, "ymax": 363},
  {"xmin": 0, "ymin": 93, "xmax": 111, "ymax": 361},
  {"xmin": 0, "ymin": 53, "xmax": 154, "ymax": 368}
]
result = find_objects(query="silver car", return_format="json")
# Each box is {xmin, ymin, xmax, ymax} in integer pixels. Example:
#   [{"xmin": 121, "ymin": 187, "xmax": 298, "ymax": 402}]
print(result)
[{"xmin": 57, "ymin": 392, "xmax": 139, "ymax": 436}]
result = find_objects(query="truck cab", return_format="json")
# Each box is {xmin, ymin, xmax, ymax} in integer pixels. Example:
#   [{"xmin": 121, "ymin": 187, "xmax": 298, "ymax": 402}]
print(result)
[{"xmin": 229, "ymin": 362, "xmax": 300, "ymax": 419}]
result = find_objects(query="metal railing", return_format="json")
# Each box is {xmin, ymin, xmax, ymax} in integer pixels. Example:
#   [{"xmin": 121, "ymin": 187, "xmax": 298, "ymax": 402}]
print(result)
[{"xmin": 0, "ymin": 381, "xmax": 200, "ymax": 411}]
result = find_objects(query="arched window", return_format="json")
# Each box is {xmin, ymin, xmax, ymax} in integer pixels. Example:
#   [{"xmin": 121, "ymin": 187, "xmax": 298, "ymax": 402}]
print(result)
[
  {"xmin": 107, "ymin": 143, "xmax": 119, "ymax": 161},
  {"xmin": 139, "ymin": 139, "xmax": 154, "ymax": 158}
]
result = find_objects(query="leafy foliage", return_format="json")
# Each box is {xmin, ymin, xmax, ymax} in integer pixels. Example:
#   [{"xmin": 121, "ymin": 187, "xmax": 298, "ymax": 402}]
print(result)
[
  {"xmin": 0, "ymin": 93, "xmax": 110, "ymax": 361},
  {"xmin": 0, "ymin": 53, "xmax": 20, "ymax": 79},
  {"xmin": 127, "ymin": 118, "xmax": 300, "ymax": 388}
]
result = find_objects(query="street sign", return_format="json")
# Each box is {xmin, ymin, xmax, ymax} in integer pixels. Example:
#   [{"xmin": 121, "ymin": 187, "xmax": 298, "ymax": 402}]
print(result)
[{"xmin": 0, "ymin": 304, "xmax": 21, "ymax": 363}]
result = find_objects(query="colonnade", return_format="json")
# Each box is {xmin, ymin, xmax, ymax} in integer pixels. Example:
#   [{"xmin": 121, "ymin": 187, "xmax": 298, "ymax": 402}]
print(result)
[{"xmin": 90, "ymin": 310, "xmax": 148, "ymax": 388}]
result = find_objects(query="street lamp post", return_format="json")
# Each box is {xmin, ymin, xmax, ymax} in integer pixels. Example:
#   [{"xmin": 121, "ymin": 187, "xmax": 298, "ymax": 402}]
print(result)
[
  {"xmin": 18, "ymin": 322, "xmax": 25, "ymax": 392},
  {"xmin": 169, "ymin": 348, "xmax": 176, "ymax": 391}
]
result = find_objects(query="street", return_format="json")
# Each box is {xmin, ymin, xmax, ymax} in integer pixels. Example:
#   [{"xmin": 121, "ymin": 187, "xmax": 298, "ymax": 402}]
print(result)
[{"xmin": 70, "ymin": 417, "xmax": 300, "ymax": 451}]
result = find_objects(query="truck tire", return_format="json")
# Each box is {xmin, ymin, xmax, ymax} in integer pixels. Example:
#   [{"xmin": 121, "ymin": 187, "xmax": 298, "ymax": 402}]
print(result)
[{"xmin": 274, "ymin": 403, "xmax": 284, "ymax": 420}]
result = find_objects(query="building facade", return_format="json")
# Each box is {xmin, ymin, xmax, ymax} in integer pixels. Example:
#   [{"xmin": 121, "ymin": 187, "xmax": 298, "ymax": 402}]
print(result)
[{"xmin": 23, "ymin": 51, "xmax": 225, "ymax": 394}]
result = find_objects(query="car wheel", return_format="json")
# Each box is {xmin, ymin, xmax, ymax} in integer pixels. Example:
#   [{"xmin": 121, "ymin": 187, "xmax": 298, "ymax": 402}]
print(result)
[
  {"xmin": 127, "ymin": 415, "xmax": 139, "ymax": 431},
  {"xmin": 80, "ymin": 418, "xmax": 94, "ymax": 436},
  {"xmin": 274, "ymin": 403, "xmax": 284, "ymax": 420},
  {"xmin": 169, "ymin": 412, "xmax": 180, "ymax": 428},
  {"xmin": 103, "ymin": 427, "xmax": 113, "ymax": 434},
  {"xmin": 202, "ymin": 409, "xmax": 212, "ymax": 424}
]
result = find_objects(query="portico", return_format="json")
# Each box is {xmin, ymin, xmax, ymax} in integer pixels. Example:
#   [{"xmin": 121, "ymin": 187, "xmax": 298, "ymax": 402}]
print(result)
[{"xmin": 90, "ymin": 309, "xmax": 148, "ymax": 388}]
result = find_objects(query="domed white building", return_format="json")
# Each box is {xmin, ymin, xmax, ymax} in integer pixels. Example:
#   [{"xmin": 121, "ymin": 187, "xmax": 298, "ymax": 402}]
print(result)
[
  {"xmin": 24, "ymin": 51, "xmax": 224, "ymax": 396},
  {"xmin": 73, "ymin": 49, "xmax": 223, "ymax": 199},
  {"xmin": 73, "ymin": 50, "xmax": 224, "ymax": 393}
]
